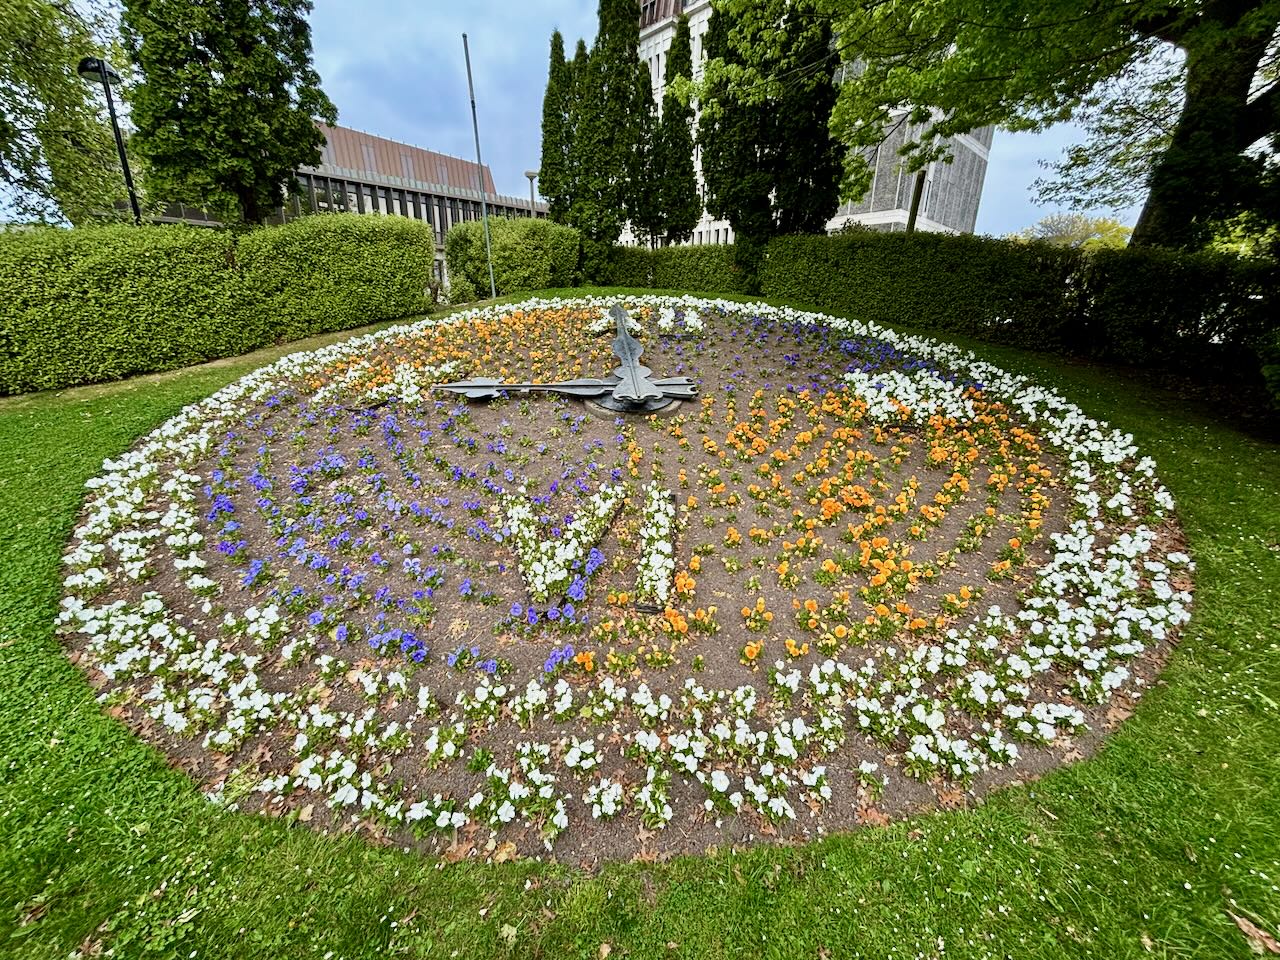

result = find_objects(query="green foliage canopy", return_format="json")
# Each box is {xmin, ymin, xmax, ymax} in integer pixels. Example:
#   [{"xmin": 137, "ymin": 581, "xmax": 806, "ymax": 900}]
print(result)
[
  {"xmin": 121, "ymin": 0, "xmax": 337, "ymax": 224},
  {"xmin": 712, "ymin": 0, "xmax": 1280, "ymax": 252},
  {"xmin": 654, "ymin": 15, "xmax": 703, "ymax": 246},
  {"xmin": 1015, "ymin": 213, "xmax": 1133, "ymax": 251},
  {"xmin": 0, "ymin": 0, "xmax": 135, "ymax": 223}
]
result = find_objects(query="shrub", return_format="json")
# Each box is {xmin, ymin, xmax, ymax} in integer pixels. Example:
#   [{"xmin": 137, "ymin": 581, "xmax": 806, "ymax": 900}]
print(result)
[
  {"xmin": 605, "ymin": 246, "xmax": 655, "ymax": 288},
  {"xmin": 760, "ymin": 232, "xmax": 1081, "ymax": 350},
  {"xmin": 445, "ymin": 217, "xmax": 579, "ymax": 300},
  {"xmin": 601, "ymin": 244, "xmax": 748, "ymax": 294},
  {"xmin": 0, "ymin": 224, "xmax": 242, "ymax": 393},
  {"xmin": 0, "ymin": 214, "xmax": 437, "ymax": 395},
  {"xmin": 1077, "ymin": 246, "xmax": 1276, "ymax": 371},
  {"xmin": 238, "ymin": 214, "xmax": 436, "ymax": 343},
  {"xmin": 651, "ymin": 245, "xmax": 748, "ymax": 293}
]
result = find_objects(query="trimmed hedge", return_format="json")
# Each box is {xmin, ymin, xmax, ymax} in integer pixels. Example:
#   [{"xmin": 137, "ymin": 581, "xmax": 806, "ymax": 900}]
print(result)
[
  {"xmin": 445, "ymin": 217, "xmax": 579, "ymax": 303},
  {"xmin": 238, "ymin": 215, "xmax": 436, "ymax": 343},
  {"xmin": 0, "ymin": 215, "xmax": 436, "ymax": 395},
  {"xmin": 602, "ymin": 244, "xmax": 750, "ymax": 294},
  {"xmin": 603, "ymin": 232, "xmax": 1278, "ymax": 395},
  {"xmin": 760, "ymin": 233, "xmax": 1082, "ymax": 350},
  {"xmin": 760, "ymin": 233, "xmax": 1277, "ymax": 374}
]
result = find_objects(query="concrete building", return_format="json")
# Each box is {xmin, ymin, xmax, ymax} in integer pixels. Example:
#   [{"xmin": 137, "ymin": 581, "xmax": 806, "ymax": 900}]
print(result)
[
  {"xmin": 625, "ymin": 0, "xmax": 990, "ymax": 245},
  {"xmin": 296, "ymin": 124, "xmax": 547, "ymax": 279}
]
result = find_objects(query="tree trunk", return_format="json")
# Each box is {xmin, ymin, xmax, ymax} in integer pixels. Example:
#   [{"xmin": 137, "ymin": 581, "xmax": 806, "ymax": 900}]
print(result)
[
  {"xmin": 237, "ymin": 188, "xmax": 266, "ymax": 225},
  {"xmin": 1130, "ymin": 14, "xmax": 1271, "ymax": 249}
]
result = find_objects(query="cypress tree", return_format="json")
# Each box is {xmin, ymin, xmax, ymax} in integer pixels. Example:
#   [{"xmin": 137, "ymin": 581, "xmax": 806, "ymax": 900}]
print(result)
[
  {"xmin": 699, "ymin": 1, "xmax": 841, "ymax": 284},
  {"xmin": 699, "ymin": 4, "xmax": 775, "ymax": 282},
  {"xmin": 772, "ymin": 15, "xmax": 842, "ymax": 235},
  {"xmin": 655, "ymin": 14, "xmax": 701, "ymax": 246},
  {"xmin": 569, "ymin": 0, "xmax": 647, "ymax": 280},
  {"xmin": 626, "ymin": 61, "xmax": 663, "ymax": 248},
  {"xmin": 538, "ymin": 31, "xmax": 572, "ymax": 223}
]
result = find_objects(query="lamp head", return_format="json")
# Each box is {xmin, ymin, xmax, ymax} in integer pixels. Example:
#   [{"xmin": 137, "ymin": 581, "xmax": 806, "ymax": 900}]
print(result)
[{"xmin": 77, "ymin": 57, "xmax": 121, "ymax": 84}]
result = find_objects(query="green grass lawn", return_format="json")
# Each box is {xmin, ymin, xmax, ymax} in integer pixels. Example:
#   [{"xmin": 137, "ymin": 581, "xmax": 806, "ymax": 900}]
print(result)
[{"xmin": 2, "ymin": 289, "xmax": 1278, "ymax": 959}]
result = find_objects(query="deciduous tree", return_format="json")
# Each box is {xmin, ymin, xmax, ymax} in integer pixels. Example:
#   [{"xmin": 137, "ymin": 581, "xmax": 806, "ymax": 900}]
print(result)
[
  {"xmin": 0, "ymin": 0, "xmax": 131, "ymax": 222},
  {"xmin": 1014, "ymin": 213, "xmax": 1132, "ymax": 250},
  {"xmin": 712, "ymin": 0, "xmax": 1280, "ymax": 251}
]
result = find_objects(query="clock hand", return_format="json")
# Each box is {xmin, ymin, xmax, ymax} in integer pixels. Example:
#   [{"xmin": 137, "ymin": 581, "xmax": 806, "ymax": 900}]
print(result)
[
  {"xmin": 609, "ymin": 305, "xmax": 663, "ymax": 403},
  {"xmin": 435, "ymin": 377, "xmax": 617, "ymax": 400}
]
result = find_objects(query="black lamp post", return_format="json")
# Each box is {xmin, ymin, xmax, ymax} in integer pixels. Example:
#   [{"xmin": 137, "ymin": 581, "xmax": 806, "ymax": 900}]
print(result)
[{"xmin": 77, "ymin": 57, "xmax": 142, "ymax": 225}]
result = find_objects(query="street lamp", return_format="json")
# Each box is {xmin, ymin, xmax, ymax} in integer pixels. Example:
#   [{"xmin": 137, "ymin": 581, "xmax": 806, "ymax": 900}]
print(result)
[
  {"xmin": 77, "ymin": 56, "xmax": 142, "ymax": 225},
  {"xmin": 524, "ymin": 170, "xmax": 537, "ymax": 218}
]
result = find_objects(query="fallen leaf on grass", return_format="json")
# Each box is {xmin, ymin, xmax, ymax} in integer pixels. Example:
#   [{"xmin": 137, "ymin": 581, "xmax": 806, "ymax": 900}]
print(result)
[
  {"xmin": 858, "ymin": 805, "xmax": 891, "ymax": 827},
  {"xmin": 937, "ymin": 787, "xmax": 967, "ymax": 809},
  {"xmin": 1229, "ymin": 912, "xmax": 1280, "ymax": 954},
  {"xmin": 1105, "ymin": 703, "xmax": 1134, "ymax": 727},
  {"xmin": 599, "ymin": 943, "xmax": 613, "ymax": 959},
  {"xmin": 492, "ymin": 841, "xmax": 518, "ymax": 863},
  {"xmin": 443, "ymin": 840, "xmax": 474, "ymax": 863},
  {"xmin": 499, "ymin": 923, "xmax": 518, "ymax": 946}
]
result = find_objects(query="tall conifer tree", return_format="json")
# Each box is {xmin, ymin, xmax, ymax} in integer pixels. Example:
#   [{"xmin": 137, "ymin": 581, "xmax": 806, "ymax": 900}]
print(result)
[
  {"xmin": 626, "ymin": 62, "xmax": 663, "ymax": 247},
  {"xmin": 699, "ymin": 5, "xmax": 776, "ymax": 279},
  {"xmin": 121, "ymin": 0, "xmax": 335, "ymax": 224},
  {"xmin": 699, "ymin": 0, "xmax": 841, "ymax": 282},
  {"xmin": 772, "ymin": 15, "xmax": 842, "ymax": 235},
  {"xmin": 538, "ymin": 31, "xmax": 572, "ymax": 223},
  {"xmin": 564, "ymin": 39, "xmax": 590, "ymax": 244},
  {"xmin": 568, "ymin": 0, "xmax": 648, "ymax": 279},
  {"xmin": 654, "ymin": 14, "xmax": 701, "ymax": 245}
]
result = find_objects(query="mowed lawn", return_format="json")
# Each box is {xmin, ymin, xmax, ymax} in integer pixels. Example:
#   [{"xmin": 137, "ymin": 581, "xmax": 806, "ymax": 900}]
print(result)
[{"xmin": 1, "ymin": 289, "xmax": 1278, "ymax": 959}]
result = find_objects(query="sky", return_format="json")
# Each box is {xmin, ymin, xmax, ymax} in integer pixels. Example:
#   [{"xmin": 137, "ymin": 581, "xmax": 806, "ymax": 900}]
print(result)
[
  {"xmin": 308, "ymin": 0, "xmax": 1141, "ymax": 237},
  {"xmin": 3, "ymin": 0, "xmax": 1140, "ymax": 232}
]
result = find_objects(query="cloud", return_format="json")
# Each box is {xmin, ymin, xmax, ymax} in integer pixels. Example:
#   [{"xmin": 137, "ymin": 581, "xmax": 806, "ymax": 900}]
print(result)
[{"xmin": 309, "ymin": 0, "xmax": 598, "ymax": 200}]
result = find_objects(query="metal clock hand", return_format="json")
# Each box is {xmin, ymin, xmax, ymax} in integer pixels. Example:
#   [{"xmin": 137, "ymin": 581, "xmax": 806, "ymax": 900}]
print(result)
[
  {"xmin": 608, "ymin": 305, "xmax": 664, "ymax": 404},
  {"xmin": 435, "ymin": 304, "xmax": 699, "ymax": 411}
]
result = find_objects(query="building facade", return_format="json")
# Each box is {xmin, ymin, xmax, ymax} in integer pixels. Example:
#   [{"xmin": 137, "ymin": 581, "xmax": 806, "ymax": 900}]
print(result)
[
  {"xmin": 295, "ymin": 124, "xmax": 546, "ymax": 279},
  {"xmin": 625, "ymin": 0, "xmax": 990, "ymax": 245}
]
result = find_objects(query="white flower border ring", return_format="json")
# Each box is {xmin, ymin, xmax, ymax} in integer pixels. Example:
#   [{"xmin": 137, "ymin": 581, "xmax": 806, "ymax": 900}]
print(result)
[{"xmin": 57, "ymin": 295, "xmax": 1193, "ymax": 848}]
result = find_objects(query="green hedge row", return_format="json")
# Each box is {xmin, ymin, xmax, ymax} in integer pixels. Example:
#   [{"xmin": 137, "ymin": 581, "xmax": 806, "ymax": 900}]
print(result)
[
  {"xmin": 602, "ymin": 244, "xmax": 750, "ymax": 295},
  {"xmin": 600, "ymin": 232, "xmax": 1278, "ymax": 395},
  {"xmin": 760, "ymin": 233, "xmax": 1277, "ymax": 372},
  {"xmin": 0, "ymin": 215, "xmax": 437, "ymax": 394},
  {"xmin": 444, "ymin": 217, "xmax": 579, "ymax": 303}
]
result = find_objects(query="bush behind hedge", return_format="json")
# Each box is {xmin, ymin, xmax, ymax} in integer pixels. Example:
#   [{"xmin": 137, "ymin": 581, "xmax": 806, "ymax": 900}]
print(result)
[
  {"xmin": 445, "ymin": 217, "xmax": 579, "ymax": 303},
  {"xmin": 0, "ymin": 215, "xmax": 437, "ymax": 395}
]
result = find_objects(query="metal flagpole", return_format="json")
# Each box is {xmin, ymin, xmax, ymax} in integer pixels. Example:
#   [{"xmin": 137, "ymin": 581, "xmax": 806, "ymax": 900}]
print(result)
[{"xmin": 462, "ymin": 33, "xmax": 497, "ymax": 300}]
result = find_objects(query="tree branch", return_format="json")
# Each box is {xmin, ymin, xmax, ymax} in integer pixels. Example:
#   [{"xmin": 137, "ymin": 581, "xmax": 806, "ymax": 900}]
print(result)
[
  {"xmin": 1129, "ymin": 6, "xmax": 1193, "ymax": 46},
  {"xmin": 1241, "ymin": 80, "xmax": 1279, "ymax": 146}
]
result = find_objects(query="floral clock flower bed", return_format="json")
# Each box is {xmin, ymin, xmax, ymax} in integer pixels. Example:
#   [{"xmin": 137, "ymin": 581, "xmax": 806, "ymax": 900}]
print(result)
[{"xmin": 58, "ymin": 296, "xmax": 1193, "ymax": 865}]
